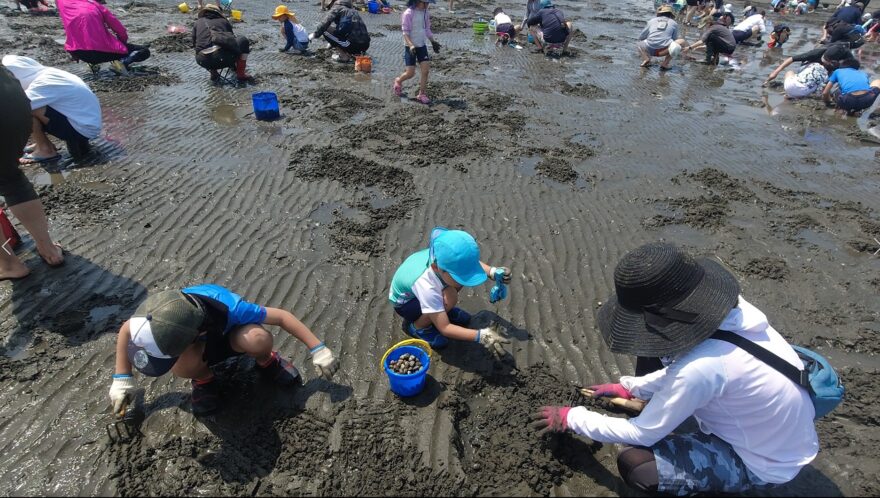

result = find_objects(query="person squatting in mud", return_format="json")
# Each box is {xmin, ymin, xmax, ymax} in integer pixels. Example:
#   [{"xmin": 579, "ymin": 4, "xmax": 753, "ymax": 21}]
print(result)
[
  {"xmin": 493, "ymin": 7, "xmax": 518, "ymax": 46},
  {"xmin": 730, "ymin": 8, "xmax": 767, "ymax": 45},
  {"xmin": 822, "ymin": 56, "xmax": 880, "ymax": 112},
  {"xmin": 764, "ymin": 41, "xmax": 856, "ymax": 87},
  {"xmin": 273, "ymin": 5, "xmax": 310, "ymax": 55},
  {"xmin": 192, "ymin": 2, "xmax": 254, "ymax": 83},
  {"xmin": 56, "ymin": 0, "xmax": 150, "ymax": 75},
  {"xmin": 2, "ymin": 55, "xmax": 101, "ymax": 164},
  {"xmin": 109, "ymin": 285, "xmax": 340, "ymax": 415},
  {"xmin": 388, "ymin": 227, "xmax": 512, "ymax": 357},
  {"xmin": 0, "ymin": 64, "xmax": 64, "ymax": 279},
  {"xmin": 682, "ymin": 12, "xmax": 736, "ymax": 65},
  {"xmin": 530, "ymin": 242, "xmax": 819, "ymax": 496},
  {"xmin": 526, "ymin": 0, "xmax": 574, "ymax": 55},
  {"xmin": 392, "ymin": 0, "xmax": 441, "ymax": 105},
  {"xmin": 308, "ymin": 0, "xmax": 371, "ymax": 63},
  {"xmin": 638, "ymin": 5, "xmax": 686, "ymax": 69},
  {"xmin": 15, "ymin": 0, "xmax": 54, "ymax": 14}
]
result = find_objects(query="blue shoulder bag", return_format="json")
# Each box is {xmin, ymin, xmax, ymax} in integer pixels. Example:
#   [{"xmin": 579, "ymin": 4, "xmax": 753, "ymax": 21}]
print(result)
[{"xmin": 711, "ymin": 330, "xmax": 844, "ymax": 419}]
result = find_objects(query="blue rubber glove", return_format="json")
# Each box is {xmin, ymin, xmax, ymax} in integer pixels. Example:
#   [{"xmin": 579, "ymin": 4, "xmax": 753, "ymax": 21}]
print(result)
[{"xmin": 489, "ymin": 268, "xmax": 508, "ymax": 303}]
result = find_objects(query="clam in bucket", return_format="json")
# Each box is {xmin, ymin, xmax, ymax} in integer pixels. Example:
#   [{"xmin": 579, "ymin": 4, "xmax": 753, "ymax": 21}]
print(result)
[
  {"xmin": 354, "ymin": 55, "xmax": 372, "ymax": 73},
  {"xmin": 251, "ymin": 92, "xmax": 280, "ymax": 120},
  {"xmin": 381, "ymin": 339, "xmax": 431, "ymax": 397},
  {"xmin": 178, "ymin": 2, "xmax": 189, "ymax": 13}
]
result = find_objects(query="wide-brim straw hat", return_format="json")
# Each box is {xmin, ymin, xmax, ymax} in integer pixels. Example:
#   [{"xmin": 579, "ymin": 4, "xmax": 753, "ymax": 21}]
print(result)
[
  {"xmin": 597, "ymin": 243, "xmax": 740, "ymax": 357},
  {"xmin": 272, "ymin": 5, "xmax": 298, "ymax": 23}
]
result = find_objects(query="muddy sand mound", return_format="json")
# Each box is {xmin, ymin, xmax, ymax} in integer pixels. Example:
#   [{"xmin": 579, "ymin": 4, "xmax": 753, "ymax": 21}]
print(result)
[
  {"xmin": 87, "ymin": 68, "xmax": 180, "ymax": 92},
  {"xmin": 150, "ymin": 33, "xmax": 191, "ymax": 53}
]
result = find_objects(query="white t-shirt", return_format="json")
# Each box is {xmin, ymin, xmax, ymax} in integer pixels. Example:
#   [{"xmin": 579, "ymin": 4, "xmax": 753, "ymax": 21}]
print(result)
[
  {"xmin": 784, "ymin": 63, "xmax": 828, "ymax": 98},
  {"xmin": 494, "ymin": 13, "xmax": 513, "ymax": 25},
  {"xmin": 733, "ymin": 14, "xmax": 767, "ymax": 34},
  {"xmin": 409, "ymin": 267, "xmax": 445, "ymax": 313},
  {"xmin": 3, "ymin": 56, "xmax": 101, "ymax": 139},
  {"xmin": 566, "ymin": 297, "xmax": 819, "ymax": 484}
]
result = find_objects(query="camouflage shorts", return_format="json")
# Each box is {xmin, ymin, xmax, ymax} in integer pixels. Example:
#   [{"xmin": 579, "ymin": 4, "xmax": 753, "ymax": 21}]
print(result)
[{"xmin": 652, "ymin": 432, "xmax": 771, "ymax": 496}]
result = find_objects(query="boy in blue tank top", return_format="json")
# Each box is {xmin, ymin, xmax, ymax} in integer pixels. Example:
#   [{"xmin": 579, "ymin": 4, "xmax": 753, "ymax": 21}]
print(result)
[
  {"xmin": 108, "ymin": 285, "xmax": 339, "ymax": 415},
  {"xmin": 388, "ymin": 227, "xmax": 512, "ymax": 358}
]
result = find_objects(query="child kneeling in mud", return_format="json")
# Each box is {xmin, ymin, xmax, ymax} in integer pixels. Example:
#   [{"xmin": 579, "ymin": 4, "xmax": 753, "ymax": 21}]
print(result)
[
  {"xmin": 109, "ymin": 285, "xmax": 339, "ymax": 415},
  {"xmin": 388, "ymin": 227, "xmax": 512, "ymax": 358}
]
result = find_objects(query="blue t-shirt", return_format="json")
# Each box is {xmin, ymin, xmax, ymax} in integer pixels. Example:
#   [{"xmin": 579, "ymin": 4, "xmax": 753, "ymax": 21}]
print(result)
[
  {"xmin": 829, "ymin": 67, "xmax": 872, "ymax": 94},
  {"xmin": 183, "ymin": 284, "xmax": 267, "ymax": 335}
]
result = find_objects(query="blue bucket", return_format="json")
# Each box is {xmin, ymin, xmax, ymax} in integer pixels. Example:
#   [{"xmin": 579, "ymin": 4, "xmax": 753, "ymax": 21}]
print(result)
[
  {"xmin": 367, "ymin": 0, "xmax": 379, "ymax": 13},
  {"xmin": 382, "ymin": 341, "xmax": 431, "ymax": 397},
  {"xmin": 251, "ymin": 92, "xmax": 280, "ymax": 121}
]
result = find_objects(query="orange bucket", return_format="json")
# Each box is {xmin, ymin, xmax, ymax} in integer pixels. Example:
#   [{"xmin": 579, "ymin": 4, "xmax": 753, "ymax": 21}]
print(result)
[{"xmin": 354, "ymin": 55, "xmax": 372, "ymax": 73}]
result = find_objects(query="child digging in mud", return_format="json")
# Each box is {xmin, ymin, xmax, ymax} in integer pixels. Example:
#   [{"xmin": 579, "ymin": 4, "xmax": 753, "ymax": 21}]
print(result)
[
  {"xmin": 109, "ymin": 285, "xmax": 339, "ymax": 415},
  {"xmin": 388, "ymin": 227, "xmax": 512, "ymax": 358},
  {"xmin": 273, "ymin": 5, "xmax": 310, "ymax": 54},
  {"xmin": 393, "ymin": 0, "xmax": 441, "ymax": 105}
]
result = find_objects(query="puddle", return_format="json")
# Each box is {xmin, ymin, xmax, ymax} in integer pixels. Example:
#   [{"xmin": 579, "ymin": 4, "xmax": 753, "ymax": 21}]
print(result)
[
  {"xmin": 308, "ymin": 201, "xmax": 370, "ymax": 225},
  {"xmin": 211, "ymin": 104, "xmax": 252, "ymax": 125},
  {"xmin": 34, "ymin": 171, "xmax": 70, "ymax": 186}
]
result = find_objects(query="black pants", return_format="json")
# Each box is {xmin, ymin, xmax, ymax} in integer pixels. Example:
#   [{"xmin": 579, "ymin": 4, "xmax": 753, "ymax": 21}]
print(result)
[
  {"xmin": 44, "ymin": 107, "xmax": 91, "ymax": 159},
  {"xmin": 705, "ymin": 37, "xmax": 734, "ymax": 63},
  {"xmin": 69, "ymin": 42, "xmax": 151, "ymax": 65},
  {"xmin": 0, "ymin": 67, "xmax": 38, "ymax": 206},
  {"xmin": 323, "ymin": 27, "xmax": 370, "ymax": 55},
  {"xmin": 195, "ymin": 36, "xmax": 250, "ymax": 71}
]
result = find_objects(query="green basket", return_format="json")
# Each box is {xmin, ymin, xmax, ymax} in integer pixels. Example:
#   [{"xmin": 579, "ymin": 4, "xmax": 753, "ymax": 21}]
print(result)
[{"xmin": 473, "ymin": 21, "xmax": 488, "ymax": 34}]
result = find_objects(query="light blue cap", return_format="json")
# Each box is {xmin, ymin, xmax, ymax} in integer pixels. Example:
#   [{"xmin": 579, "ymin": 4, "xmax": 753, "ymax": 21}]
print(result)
[
  {"xmin": 429, "ymin": 227, "xmax": 487, "ymax": 287},
  {"xmin": 540, "ymin": 0, "xmax": 553, "ymax": 8}
]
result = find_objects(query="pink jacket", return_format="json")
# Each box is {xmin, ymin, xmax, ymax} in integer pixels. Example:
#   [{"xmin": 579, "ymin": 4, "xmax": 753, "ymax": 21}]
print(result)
[
  {"xmin": 57, "ymin": 0, "xmax": 128, "ymax": 54},
  {"xmin": 401, "ymin": 7, "xmax": 434, "ymax": 41}
]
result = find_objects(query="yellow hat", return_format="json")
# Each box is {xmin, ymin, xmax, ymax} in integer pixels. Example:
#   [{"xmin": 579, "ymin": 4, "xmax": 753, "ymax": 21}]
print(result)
[{"xmin": 271, "ymin": 5, "xmax": 298, "ymax": 22}]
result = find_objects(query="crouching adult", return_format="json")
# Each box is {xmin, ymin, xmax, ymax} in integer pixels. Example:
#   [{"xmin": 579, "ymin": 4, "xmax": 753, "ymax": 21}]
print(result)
[
  {"xmin": 309, "ymin": 0, "xmax": 371, "ymax": 63},
  {"xmin": 192, "ymin": 3, "xmax": 254, "ymax": 83},
  {"xmin": 531, "ymin": 243, "xmax": 819, "ymax": 495},
  {"xmin": 57, "ymin": 0, "xmax": 150, "ymax": 74},
  {"xmin": 2, "ymin": 55, "xmax": 101, "ymax": 163},
  {"xmin": 638, "ymin": 5, "xmax": 686, "ymax": 69}
]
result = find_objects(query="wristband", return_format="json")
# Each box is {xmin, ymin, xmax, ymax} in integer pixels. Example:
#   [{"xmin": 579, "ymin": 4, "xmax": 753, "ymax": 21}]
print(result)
[
  {"xmin": 112, "ymin": 373, "xmax": 133, "ymax": 379},
  {"xmin": 310, "ymin": 342, "xmax": 326, "ymax": 354},
  {"xmin": 474, "ymin": 329, "xmax": 481, "ymax": 343},
  {"xmin": 489, "ymin": 266, "xmax": 497, "ymax": 277}
]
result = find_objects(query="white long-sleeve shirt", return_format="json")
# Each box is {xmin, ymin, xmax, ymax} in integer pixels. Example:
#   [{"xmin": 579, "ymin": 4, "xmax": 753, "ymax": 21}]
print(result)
[
  {"xmin": 566, "ymin": 297, "xmax": 819, "ymax": 484},
  {"xmin": 733, "ymin": 14, "xmax": 767, "ymax": 34}
]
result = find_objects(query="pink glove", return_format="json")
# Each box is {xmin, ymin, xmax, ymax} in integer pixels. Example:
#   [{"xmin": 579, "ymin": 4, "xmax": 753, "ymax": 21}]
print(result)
[
  {"xmin": 588, "ymin": 383, "xmax": 633, "ymax": 399},
  {"xmin": 529, "ymin": 406, "xmax": 571, "ymax": 435}
]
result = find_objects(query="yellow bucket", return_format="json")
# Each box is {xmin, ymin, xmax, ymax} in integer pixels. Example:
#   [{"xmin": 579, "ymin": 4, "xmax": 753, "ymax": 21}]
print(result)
[
  {"xmin": 231, "ymin": 9, "xmax": 242, "ymax": 21},
  {"xmin": 178, "ymin": 2, "xmax": 189, "ymax": 13}
]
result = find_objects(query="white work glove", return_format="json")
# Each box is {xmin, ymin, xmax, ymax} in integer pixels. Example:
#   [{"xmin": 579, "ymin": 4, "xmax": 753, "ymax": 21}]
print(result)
[
  {"xmin": 308, "ymin": 32, "xmax": 316, "ymax": 41},
  {"xmin": 109, "ymin": 374, "xmax": 136, "ymax": 415},
  {"xmin": 309, "ymin": 342, "xmax": 339, "ymax": 380},
  {"xmin": 476, "ymin": 325, "xmax": 510, "ymax": 359},
  {"xmin": 489, "ymin": 266, "xmax": 512, "ymax": 284}
]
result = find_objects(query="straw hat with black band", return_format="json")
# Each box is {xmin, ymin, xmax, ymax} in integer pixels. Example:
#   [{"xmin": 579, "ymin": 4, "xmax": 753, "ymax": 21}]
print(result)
[{"xmin": 597, "ymin": 242, "xmax": 740, "ymax": 357}]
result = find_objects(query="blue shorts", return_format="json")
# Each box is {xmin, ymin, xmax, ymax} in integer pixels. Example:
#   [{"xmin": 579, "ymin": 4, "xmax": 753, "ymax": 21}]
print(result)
[
  {"xmin": 404, "ymin": 45, "xmax": 430, "ymax": 66},
  {"xmin": 652, "ymin": 432, "xmax": 771, "ymax": 495},
  {"xmin": 393, "ymin": 298, "xmax": 423, "ymax": 323},
  {"xmin": 44, "ymin": 106, "xmax": 88, "ymax": 143}
]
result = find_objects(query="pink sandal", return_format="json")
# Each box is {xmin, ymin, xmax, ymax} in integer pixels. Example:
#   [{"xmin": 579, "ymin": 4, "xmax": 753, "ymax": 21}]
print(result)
[
  {"xmin": 417, "ymin": 93, "xmax": 431, "ymax": 105},
  {"xmin": 392, "ymin": 79, "xmax": 402, "ymax": 97}
]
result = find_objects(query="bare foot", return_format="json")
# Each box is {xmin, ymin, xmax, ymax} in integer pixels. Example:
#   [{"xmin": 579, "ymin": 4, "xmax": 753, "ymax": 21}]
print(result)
[
  {"xmin": 37, "ymin": 242, "xmax": 64, "ymax": 267},
  {"xmin": 0, "ymin": 261, "xmax": 30, "ymax": 280}
]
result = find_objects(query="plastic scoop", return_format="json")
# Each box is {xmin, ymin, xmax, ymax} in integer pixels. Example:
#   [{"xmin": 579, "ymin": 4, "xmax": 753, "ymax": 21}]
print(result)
[{"xmin": 489, "ymin": 269, "xmax": 507, "ymax": 303}]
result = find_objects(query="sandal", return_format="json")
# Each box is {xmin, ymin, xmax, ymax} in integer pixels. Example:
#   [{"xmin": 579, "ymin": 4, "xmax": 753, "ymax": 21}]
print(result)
[
  {"xmin": 416, "ymin": 93, "xmax": 431, "ymax": 105},
  {"xmin": 392, "ymin": 79, "xmax": 402, "ymax": 97},
  {"xmin": 19, "ymin": 152, "xmax": 61, "ymax": 165}
]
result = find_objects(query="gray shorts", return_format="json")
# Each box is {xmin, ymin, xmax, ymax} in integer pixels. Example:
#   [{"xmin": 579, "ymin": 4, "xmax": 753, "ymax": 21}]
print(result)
[{"xmin": 652, "ymin": 432, "xmax": 771, "ymax": 495}]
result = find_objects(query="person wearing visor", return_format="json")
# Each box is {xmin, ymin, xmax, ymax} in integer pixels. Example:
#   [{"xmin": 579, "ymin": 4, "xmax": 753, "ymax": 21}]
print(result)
[
  {"xmin": 388, "ymin": 227, "xmax": 512, "ymax": 357},
  {"xmin": 109, "ymin": 285, "xmax": 339, "ymax": 415},
  {"xmin": 531, "ymin": 243, "xmax": 818, "ymax": 495}
]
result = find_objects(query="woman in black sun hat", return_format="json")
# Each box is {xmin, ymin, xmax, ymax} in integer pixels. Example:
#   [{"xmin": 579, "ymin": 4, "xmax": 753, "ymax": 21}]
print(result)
[{"xmin": 531, "ymin": 242, "xmax": 819, "ymax": 495}]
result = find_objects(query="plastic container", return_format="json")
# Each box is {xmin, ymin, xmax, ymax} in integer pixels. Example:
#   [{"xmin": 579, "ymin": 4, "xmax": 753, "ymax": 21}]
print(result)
[
  {"xmin": 381, "ymin": 339, "xmax": 431, "ymax": 397},
  {"xmin": 527, "ymin": 32, "xmax": 534, "ymax": 43},
  {"xmin": 252, "ymin": 92, "xmax": 280, "ymax": 120},
  {"xmin": 367, "ymin": 0, "xmax": 380, "ymax": 13},
  {"xmin": 473, "ymin": 21, "xmax": 488, "ymax": 34},
  {"xmin": 178, "ymin": 2, "xmax": 189, "ymax": 13},
  {"xmin": 354, "ymin": 54, "xmax": 372, "ymax": 73},
  {"xmin": 230, "ymin": 9, "xmax": 242, "ymax": 21}
]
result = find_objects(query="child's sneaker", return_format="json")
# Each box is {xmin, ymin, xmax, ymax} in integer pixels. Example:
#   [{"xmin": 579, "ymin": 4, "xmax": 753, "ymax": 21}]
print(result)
[
  {"xmin": 258, "ymin": 351, "xmax": 302, "ymax": 387},
  {"xmin": 392, "ymin": 79, "xmax": 402, "ymax": 97},
  {"xmin": 416, "ymin": 93, "xmax": 431, "ymax": 105},
  {"xmin": 191, "ymin": 378, "xmax": 221, "ymax": 415},
  {"xmin": 447, "ymin": 307, "xmax": 471, "ymax": 326},
  {"xmin": 109, "ymin": 60, "xmax": 128, "ymax": 75},
  {"xmin": 405, "ymin": 323, "xmax": 449, "ymax": 349}
]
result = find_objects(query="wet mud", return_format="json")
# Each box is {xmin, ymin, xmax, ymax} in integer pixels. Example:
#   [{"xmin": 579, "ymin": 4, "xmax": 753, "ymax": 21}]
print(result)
[{"xmin": 2, "ymin": 0, "xmax": 880, "ymax": 496}]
